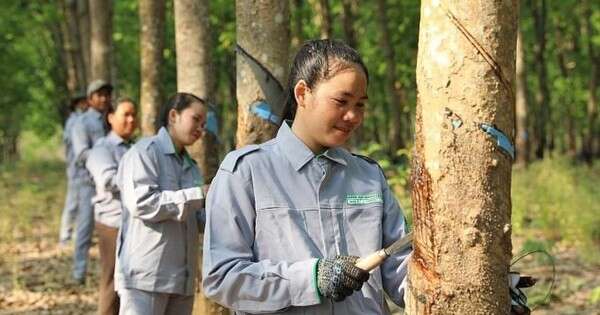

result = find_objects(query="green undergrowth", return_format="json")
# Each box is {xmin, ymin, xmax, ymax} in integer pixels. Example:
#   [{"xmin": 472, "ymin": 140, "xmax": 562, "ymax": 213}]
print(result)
[{"xmin": 511, "ymin": 157, "xmax": 600, "ymax": 263}]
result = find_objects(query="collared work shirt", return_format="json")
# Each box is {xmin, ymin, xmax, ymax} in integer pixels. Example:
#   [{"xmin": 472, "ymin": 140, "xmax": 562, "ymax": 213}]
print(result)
[
  {"xmin": 71, "ymin": 108, "xmax": 106, "ymax": 183},
  {"xmin": 86, "ymin": 131, "xmax": 130, "ymax": 228},
  {"xmin": 115, "ymin": 127, "xmax": 205, "ymax": 296},
  {"xmin": 203, "ymin": 122, "xmax": 411, "ymax": 315},
  {"xmin": 63, "ymin": 111, "xmax": 82, "ymax": 178}
]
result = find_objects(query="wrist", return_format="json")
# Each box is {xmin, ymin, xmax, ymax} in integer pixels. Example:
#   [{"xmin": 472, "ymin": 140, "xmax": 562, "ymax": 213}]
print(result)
[{"xmin": 313, "ymin": 258, "xmax": 322, "ymax": 302}]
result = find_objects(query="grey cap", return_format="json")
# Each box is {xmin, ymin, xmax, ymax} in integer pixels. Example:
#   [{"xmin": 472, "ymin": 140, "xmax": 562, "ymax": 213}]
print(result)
[{"xmin": 87, "ymin": 79, "xmax": 113, "ymax": 97}]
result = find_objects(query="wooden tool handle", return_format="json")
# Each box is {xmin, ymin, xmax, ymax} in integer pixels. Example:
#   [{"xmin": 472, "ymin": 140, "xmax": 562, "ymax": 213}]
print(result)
[{"xmin": 355, "ymin": 249, "xmax": 387, "ymax": 272}]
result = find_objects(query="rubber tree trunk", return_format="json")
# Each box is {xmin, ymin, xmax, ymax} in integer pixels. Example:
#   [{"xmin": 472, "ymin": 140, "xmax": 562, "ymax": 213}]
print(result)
[
  {"xmin": 174, "ymin": 0, "xmax": 219, "ymax": 183},
  {"xmin": 375, "ymin": 0, "xmax": 407, "ymax": 155},
  {"xmin": 515, "ymin": 30, "xmax": 529, "ymax": 167},
  {"xmin": 78, "ymin": 0, "xmax": 91, "ymax": 84},
  {"xmin": 139, "ymin": 0, "xmax": 165, "ymax": 136},
  {"xmin": 340, "ymin": 0, "xmax": 358, "ymax": 49},
  {"xmin": 406, "ymin": 1, "xmax": 518, "ymax": 314},
  {"xmin": 89, "ymin": 0, "xmax": 113, "ymax": 82},
  {"xmin": 58, "ymin": 2, "xmax": 79, "ymax": 98},
  {"xmin": 60, "ymin": 0, "xmax": 87, "ymax": 95},
  {"xmin": 235, "ymin": 0, "xmax": 290, "ymax": 147},
  {"xmin": 174, "ymin": 1, "xmax": 225, "ymax": 313}
]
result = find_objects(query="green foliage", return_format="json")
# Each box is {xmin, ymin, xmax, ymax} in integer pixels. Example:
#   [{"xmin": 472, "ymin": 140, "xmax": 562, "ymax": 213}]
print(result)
[
  {"xmin": 512, "ymin": 157, "xmax": 600, "ymax": 262},
  {"xmin": 0, "ymin": 1, "xmax": 64, "ymax": 153},
  {"xmin": 589, "ymin": 286, "xmax": 600, "ymax": 305}
]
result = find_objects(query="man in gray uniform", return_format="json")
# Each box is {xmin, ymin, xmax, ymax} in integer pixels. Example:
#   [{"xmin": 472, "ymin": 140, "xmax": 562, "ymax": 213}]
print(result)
[
  {"xmin": 59, "ymin": 95, "xmax": 88, "ymax": 245},
  {"xmin": 70, "ymin": 79, "xmax": 112, "ymax": 284}
]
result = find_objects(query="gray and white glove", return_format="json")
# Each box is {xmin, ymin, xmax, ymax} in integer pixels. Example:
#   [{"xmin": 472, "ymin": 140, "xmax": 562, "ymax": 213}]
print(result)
[{"xmin": 316, "ymin": 255, "xmax": 369, "ymax": 302}]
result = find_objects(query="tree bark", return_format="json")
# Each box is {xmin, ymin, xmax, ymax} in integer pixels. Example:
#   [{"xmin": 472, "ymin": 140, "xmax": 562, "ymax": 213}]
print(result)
[
  {"xmin": 89, "ymin": 0, "xmax": 113, "ymax": 82},
  {"xmin": 58, "ymin": 1, "xmax": 79, "ymax": 97},
  {"xmin": 78, "ymin": 0, "xmax": 91, "ymax": 84},
  {"xmin": 515, "ymin": 30, "xmax": 529, "ymax": 166},
  {"xmin": 236, "ymin": 0, "xmax": 290, "ymax": 147},
  {"xmin": 375, "ymin": 0, "xmax": 407, "ymax": 156},
  {"xmin": 174, "ymin": 0, "xmax": 219, "ymax": 183},
  {"xmin": 340, "ymin": 0, "xmax": 358, "ymax": 49},
  {"xmin": 139, "ymin": 0, "xmax": 165, "ymax": 136},
  {"xmin": 60, "ymin": 0, "xmax": 87, "ymax": 95},
  {"xmin": 174, "ymin": 1, "xmax": 225, "ymax": 313},
  {"xmin": 406, "ymin": 1, "xmax": 517, "ymax": 314},
  {"xmin": 530, "ymin": 0, "xmax": 550, "ymax": 159}
]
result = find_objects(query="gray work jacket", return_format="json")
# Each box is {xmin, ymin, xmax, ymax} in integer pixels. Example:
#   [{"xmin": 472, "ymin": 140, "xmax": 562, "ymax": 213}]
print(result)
[
  {"xmin": 202, "ymin": 122, "xmax": 411, "ymax": 314},
  {"xmin": 71, "ymin": 108, "xmax": 106, "ymax": 184},
  {"xmin": 86, "ymin": 131, "xmax": 130, "ymax": 228},
  {"xmin": 115, "ymin": 127, "xmax": 205, "ymax": 296},
  {"xmin": 63, "ymin": 111, "xmax": 81, "ymax": 179}
]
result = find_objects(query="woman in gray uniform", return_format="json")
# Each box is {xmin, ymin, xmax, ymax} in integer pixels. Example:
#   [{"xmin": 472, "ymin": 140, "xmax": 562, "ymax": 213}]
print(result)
[
  {"xmin": 86, "ymin": 97, "xmax": 137, "ymax": 315},
  {"xmin": 115, "ymin": 93, "xmax": 207, "ymax": 315},
  {"xmin": 202, "ymin": 39, "xmax": 411, "ymax": 314}
]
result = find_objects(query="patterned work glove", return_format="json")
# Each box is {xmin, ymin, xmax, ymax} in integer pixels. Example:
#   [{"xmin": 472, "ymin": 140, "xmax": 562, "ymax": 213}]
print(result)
[{"xmin": 316, "ymin": 255, "xmax": 370, "ymax": 302}]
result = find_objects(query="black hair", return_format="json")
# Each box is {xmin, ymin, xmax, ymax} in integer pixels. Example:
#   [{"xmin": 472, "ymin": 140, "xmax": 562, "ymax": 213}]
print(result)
[
  {"xmin": 104, "ymin": 97, "xmax": 137, "ymax": 130},
  {"xmin": 157, "ymin": 92, "xmax": 206, "ymax": 129},
  {"xmin": 69, "ymin": 96, "xmax": 87, "ymax": 112},
  {"xmin": 281, "ymin": 39, "xmax": 369, "ymax": 121}
]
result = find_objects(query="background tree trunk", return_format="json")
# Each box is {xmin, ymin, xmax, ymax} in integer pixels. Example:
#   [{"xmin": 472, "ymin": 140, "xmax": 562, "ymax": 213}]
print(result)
[
  {"xmin": 340, "ymin": 0, "xmax": 358, "ymax": 49},
  {"xmin": 139, "ymin": 0, "xmax": 165, "ymax": 136},
  {"xmin": 78, "ymin": 0, "xmax": 91, "ymax": 84},
  {"xmin": 174, "ymin": 0, "xmax": 219, "ymax": 183},
  {"xmin": 406, "ymin": 1, "xmax": 517, "ymax": 314},
  {"xmin": 515, "ymin": 29, "xmax": 530, "ymax": 166},
  {"xmin": 235, "ymin": 0, "xmax": 290, "ymax": 147},
  {"xmin": 174, "ymin": 1, "xmax": 225, "ymax": 313},
  {"xmin": 60, "ymin": 0, "xmax": 87, "ymax": 95},
  {"xmin": 58, "ymin": 2, "xmax": 79, "ymax": 98},
  {"xmin": 89, "ymin": 0, "xmax": 113, "ymax": 82},
  {"xmin": 375, "ymin": 0, "xmax": 407, "ymax": 156},
  {"xmin": 531, "ymin": 0, "xmax": 550, "ymax": 159}
]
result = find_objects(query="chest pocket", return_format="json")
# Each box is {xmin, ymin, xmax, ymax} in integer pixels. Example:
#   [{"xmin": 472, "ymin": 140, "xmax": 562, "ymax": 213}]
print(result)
[
  {"xmin": 158, "ymin": 158, "xmax": 181, "ymax": 190},
  {"xmin": 342, "ymin": 199, "xmax": 384, "ymax": 256}
]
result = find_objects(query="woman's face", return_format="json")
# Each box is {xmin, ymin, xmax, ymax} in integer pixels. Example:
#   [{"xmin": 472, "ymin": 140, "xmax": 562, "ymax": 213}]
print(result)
[
  {"xmin": 108, "ymin": 101, "xmax": 137, "ymax": 140},
  {"xmin": 296, "ymin": 64, "xmax": 368, "ymax": 151},
  {"xmin": 169, "ymin": 101, "xmax": 206, "ymax": 147}
]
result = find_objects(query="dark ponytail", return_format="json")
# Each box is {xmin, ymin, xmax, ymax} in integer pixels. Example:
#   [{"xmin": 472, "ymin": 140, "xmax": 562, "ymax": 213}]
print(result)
[{"xmin": 281, "ymin": 39, "xmax": 369, "ymax": 122}]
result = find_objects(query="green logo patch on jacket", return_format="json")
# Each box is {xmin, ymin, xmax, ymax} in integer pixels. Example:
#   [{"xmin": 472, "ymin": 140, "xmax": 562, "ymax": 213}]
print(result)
[{"xmin": 346, "ymin": 193, "xmax": 383, "ymax": 205}]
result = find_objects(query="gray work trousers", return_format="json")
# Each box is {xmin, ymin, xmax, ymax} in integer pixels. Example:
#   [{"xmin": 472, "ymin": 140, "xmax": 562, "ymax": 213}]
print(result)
[
  {"xmin": 59, "ymin": 178, "xmax": 80, "ymax": 243},
  {"xmin": 118, "ymin": 288, "xmax": 194, "ymax": 315},
  {"xmin": 72, "ymin": 182, "xmax": 95, "ymax": 280}
]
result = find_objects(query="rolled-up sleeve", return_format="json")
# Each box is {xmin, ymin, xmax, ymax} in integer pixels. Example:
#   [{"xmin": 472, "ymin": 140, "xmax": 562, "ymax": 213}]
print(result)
[
  {"xmin": 86, "ymin": 145, "xmax": 118, "ymax": 191},
  {"xmin": 118, "ymin": 147, "xmax": 204, "ymax": 223},
  {"xmin": 202, "ymin": 169, "xmax": 321, "ymax": 313},
  {"xmin": 380, "ymin": 177, "xmax": 412, "ymax": 307}
]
